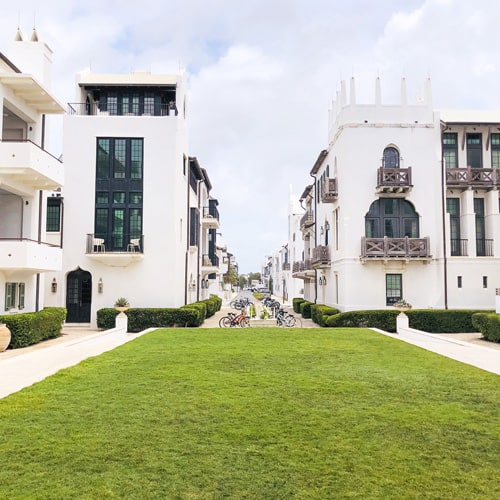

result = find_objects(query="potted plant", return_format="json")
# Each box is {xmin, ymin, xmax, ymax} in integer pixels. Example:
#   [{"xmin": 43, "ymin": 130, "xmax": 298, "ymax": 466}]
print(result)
[
  {"xmin": 393, "ymin": 299, "xmax": 412, "ymax": 312},
  {"xmin": 114, "ymin": 297, "xmax": 130, "ymax": 313}
]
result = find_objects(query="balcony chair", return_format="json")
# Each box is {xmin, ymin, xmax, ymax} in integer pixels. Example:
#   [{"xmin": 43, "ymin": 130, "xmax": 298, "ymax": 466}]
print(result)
[
  {"xmin": 93, "ymin": 238, "xmax": 105, "ymax": 252},
  {"xmin": 127, "ymin": 238, "xmax": 141, "ymax": 252}
]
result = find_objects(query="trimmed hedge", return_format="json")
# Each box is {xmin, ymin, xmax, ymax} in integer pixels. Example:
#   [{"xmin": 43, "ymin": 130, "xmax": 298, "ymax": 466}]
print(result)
[
  {"xmin": 325, "ymin": 310, "xmax": 398, "ymax": 332},
  {"xmin": 311, "ymin": 304, "xmax": 341, "ymax": 327},
  {"xmin": 299, "ymin": 301, "xmax": 314, "ymax": 319},
  {"xmin": 293, "ymin": 298, "xmax": 306, "ymax": 314},
  {"xmin": 96, "ymin": 295, "xmax": 222, "ymax": 332},
  {"xmin": 0, "ymin": 307, "xmax": 66, "ymax": 349},
  {"xmin": 405, "ymin": 309, "xmax": 489, "ymax": 333},
  {"xmin": 472, "ymin": 313, "xmax": 500, "ymax": 343}
]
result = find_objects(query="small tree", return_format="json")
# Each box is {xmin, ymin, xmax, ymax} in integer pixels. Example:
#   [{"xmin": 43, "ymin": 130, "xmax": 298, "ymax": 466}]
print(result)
[{"xmin": 223, "ymin": 264, "xmax": 238, "ymax": 286}]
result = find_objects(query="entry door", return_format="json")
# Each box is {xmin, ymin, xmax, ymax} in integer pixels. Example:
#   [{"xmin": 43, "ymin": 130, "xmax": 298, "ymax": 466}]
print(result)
[{"xmin": 66, "ymin": 269, "xmax": 92, "ymax": 323}]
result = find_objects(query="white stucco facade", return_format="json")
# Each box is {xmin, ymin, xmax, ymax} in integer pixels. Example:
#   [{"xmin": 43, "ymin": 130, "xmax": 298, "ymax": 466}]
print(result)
[
  {"xmin": 293, "ymin": 78, "xmax": 500, "ymax": 311},
  {"xmin": 0, "ymin": 30, "xmax": 65, "ymax": 316}
]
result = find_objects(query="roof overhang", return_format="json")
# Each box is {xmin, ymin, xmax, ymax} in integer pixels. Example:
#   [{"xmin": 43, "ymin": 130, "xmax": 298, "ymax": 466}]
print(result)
[{"xmin": 0, "ymin": 73, "xmax": 65, "ymax": 114}]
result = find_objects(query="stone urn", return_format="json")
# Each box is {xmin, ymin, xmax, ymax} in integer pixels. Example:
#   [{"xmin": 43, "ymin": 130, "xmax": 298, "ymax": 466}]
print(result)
[{"xmin": 0, "ymin": 323, "xmax": 11, "ymax": 352}]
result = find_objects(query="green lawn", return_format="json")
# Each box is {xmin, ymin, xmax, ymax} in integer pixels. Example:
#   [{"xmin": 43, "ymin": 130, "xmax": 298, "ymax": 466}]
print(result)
[{"xmin": 0, "ymin": 328, "xmax": 498, "ymax": 499}]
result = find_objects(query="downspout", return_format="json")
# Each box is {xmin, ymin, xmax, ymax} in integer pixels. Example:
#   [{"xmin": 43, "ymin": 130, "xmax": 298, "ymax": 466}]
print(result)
[
  {"xmin": 310, "ymin": 172, "xmax": 318, "ymax": 304},
  {"xmin": 185, "ymin": 169, "xmax": 191, "ymax": 305},
  {"xmin": 196, "ymin": 180, "xmax": 202, "ymax": 302},
  {"xmin": 36, "ymin": 190, "xmax": 43, "ymax": 311},
  {"xmin": 440, "ymin": 121, "xmax": 448, "ymax": 309}
]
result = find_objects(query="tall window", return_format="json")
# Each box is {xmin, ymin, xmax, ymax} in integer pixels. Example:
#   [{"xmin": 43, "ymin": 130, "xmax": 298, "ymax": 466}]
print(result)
[
  {"xmin": 446, "ymin": 198, "xmax": 462, "ymax": 256},
  {"xmin": 474, "ymin": 198, "xmax": 486, "ymax": 256},
  {"xmin": 46, "ymin": 197, "xmax": 62, "ymax": 232},
  {"xmin": 491, "ymin": 133, "xmax": 500, "ymax": 168},
  {"xmin": 365, "ymin": 199, "xmax": 419, "ymax": 238},
  {"xmin": 95, "ymin": 138, "xmax": 143, "ymax": 251},
  {"xmin": 386, "ymin": 274, "xmax": 402, "ymax": 306},
  {"xmin": 5, "ymin": 282, "xmax": 24, "ymax": 311},
  {"xmin": 383, "ymin": 147, "xmax": 399, "ymax": 168},
  {"xmin": 467, "ymin": 133, "xmax": 482, "ymax": 168},
  {"xmin": 442, "ymin": 133, "xmax": 458, "ymax": 168}
]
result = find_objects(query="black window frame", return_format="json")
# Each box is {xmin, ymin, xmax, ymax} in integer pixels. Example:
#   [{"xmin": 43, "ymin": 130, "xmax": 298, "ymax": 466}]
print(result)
[{"xmin": 46, "ymin": 197, "xmax": 62, "ymax": 232}]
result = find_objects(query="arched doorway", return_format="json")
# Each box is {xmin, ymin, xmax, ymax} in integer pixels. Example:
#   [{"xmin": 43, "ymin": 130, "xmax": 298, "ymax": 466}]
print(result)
[{"xmin": 66, "ymin": 268, "xmax": 92, "ymax": 323}]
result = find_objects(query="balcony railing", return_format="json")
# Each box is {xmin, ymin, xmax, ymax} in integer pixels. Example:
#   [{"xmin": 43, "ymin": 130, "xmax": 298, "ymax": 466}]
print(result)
[
  {"xmin": 202, "ymin": 253, "xmax": 219, "ymax": 267},
  {"xmin": 0, "ymin": 238, "xmax": 62, "ymax": 271},
  {"xmin": 446, "ymin": 167, "xmax": 500, "ymax": 188},
  {"xmin": 0, "ymin": 139, "xmax": 63, "ymax": 190},
  {"xmin": 361, "ymin": 237, "xmax": 431, "ymax": 260},
  {"xmin": 450, "ymin": 238, "xmax": 468, "ymax": 257},
  {"xmin": 312, "ymin": 245, "xmax": 330, "ymax": 267},
  {"xmin": 321, "ymin": 178, "xmax": 338, "ymax": 203},
  {"xmin": 67, "ymin": 101, "xmax": 178, "ymax": 117},
  {"xmin": 282, "ymin": 262, "xmax": 291, "ymax": 271},
  {"xmin": 300, "ymin": 211, "xmax": 314, "ymax": 229},
  {"xmin": 476, "ymin": 239, "xmax": 494, "ymax": 257},
  {"xmin": 86, "ymin": 234, "xmax": 144, "ymax": 254},
  {"xmin": 377, "ymin": 167, "xmax": 412, "ymax": 192},
  {"xmin": 292, "ymin": 259, "xmax": 313, "ymax": 273}
]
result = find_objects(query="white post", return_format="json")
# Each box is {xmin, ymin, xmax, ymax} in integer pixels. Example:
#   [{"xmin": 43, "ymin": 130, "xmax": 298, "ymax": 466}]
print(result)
[
  {"xmin": 496, "ymin": 288, "xmax": 500, "ymax": 314},
  {"xmin": 115, "ymin": 312, "xmax": 128, "ymax": 333},
  {"xmin": 396, "ymin": 312, "xmax": 409, "ymax": 333}
]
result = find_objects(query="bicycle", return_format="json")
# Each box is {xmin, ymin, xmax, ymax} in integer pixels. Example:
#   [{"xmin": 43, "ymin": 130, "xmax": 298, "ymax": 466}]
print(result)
[
  {"xmin": 275, "ymin": 307, "xmax": 302, "ymax": 328},
  {"xmin": 219, "ymin": 310, "xmax": 250, "ymax": 328}
]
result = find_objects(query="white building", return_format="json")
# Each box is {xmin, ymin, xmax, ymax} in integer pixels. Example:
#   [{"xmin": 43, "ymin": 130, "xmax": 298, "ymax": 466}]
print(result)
[
  {"xmin": 0, "ymin": 29, "xmax": 65, "ymax": 315},
  {"xmin": 293, "ymin": 78, "xmax": 499, "ymax": 311},
  {"xmin": 46, "ymin": 68, "xmax": 226, "ymax": 325}
]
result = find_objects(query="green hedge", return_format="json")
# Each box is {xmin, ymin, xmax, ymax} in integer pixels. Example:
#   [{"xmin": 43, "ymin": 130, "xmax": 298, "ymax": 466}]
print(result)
[
  {"xmin": 96, "ymin": 295, "xmax": 222, "ymax": 332},
  {"xmin": 293, "ymin": 298, "xmax": 306, "ymax": 314},
  {"xmin": 405, "ymin": 310, "xmax": 489, "ymax": 333},
  {"xmin": 472, "ymin": 313, "xmax": 500, "ymax": 343},
  {"xmin": 299, "ymin": 301, "xmax": 314, "ymax": 319},
  {"xmin": 311, "ymin": 304, "xmax": 341, "ymax": 327},
  {"xmin": 325, "ymin": 310, "xmax": 398, "ymax": 332},
  {"xmin": 0, "ymin": 307, "xmax": 66, "ymax": 349}
]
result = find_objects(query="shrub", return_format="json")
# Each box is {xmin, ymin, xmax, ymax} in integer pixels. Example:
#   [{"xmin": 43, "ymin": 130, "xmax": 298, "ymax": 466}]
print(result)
[
  {"xmin": 293, "ymin": 298, "xmax": 306, "ymax": 314},
  {"xmin": 0, "ymin": 307, "xmax": 66, "ymax": 349},
  {"xmin": 325, "ymin": 310, "xmax": 398, "ymax": 333},
  {"xmin": 299, "ymin": 301, "xmax": 313, "ymax": 319},
  {"xmin": 311, "ymin": 304, "xmax": 341, "ymax": 327},
  {"xmin": 406, "ymin": 310, "xmax": 488, "ymax": 333},
  {"xmin": 472, "ymin": 313, "xmax": 500, "ymax": 343}
]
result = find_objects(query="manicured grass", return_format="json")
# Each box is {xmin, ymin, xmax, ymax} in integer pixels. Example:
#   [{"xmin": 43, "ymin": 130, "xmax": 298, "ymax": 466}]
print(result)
[{"xmin": 0, "ymin": 328, "xmax": 498, "ymax": 499}]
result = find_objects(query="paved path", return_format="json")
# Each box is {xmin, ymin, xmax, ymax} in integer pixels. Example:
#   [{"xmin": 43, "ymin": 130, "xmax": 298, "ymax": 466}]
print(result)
[{"xmin": 0, "ymin": 309, "xmax": 498, "ymax": 400}]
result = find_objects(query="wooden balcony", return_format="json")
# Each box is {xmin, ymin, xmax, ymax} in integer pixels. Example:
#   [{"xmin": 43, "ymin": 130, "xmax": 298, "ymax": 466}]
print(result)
[
  {"xmin": 312, "ymin": 245, "xmax": 330, "ymax": 268},
  {"xmin": 446, "ymin": 167, "xmax": 500, "ymax": 189},
  {"xmin": 292, "ymin": 259, "xmax": 314, "ymax": 279},
  {"xmin": 361, "ymin": 236, "xmax": 431, "ymax": 262},
  {"xmin": 300, "ymin": 211, "xmax": 314, "ymax": 230},
  {"xmin": 321, "ymin": 178, "xmax": 338, "ymax": 203},
  {"xmin": 376, "ymin": 167, "xmax": 412, "ymax": 193}
]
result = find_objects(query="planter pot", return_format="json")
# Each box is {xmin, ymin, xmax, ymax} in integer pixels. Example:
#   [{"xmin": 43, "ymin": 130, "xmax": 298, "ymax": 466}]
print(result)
[
  {"xmin": 114, "ymin": 306, "xmax": 129, "ymax": 313},
  {"xmin": 394, "ymin": 306, "xmax": 411, "ymax": 313},
  {"xmin": 0, "ymin": 323, "xmax": 12, "ymax": 352}
]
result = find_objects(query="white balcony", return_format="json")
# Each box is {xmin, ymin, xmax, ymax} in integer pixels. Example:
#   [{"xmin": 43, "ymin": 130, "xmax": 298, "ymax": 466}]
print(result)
[
  {"xmin": 0, "ymin": 239, "xmax": 62, "ymax": 272},
  {"xmin": 0, "ymin": 140, "xmax": 63, "ymax": 193}
]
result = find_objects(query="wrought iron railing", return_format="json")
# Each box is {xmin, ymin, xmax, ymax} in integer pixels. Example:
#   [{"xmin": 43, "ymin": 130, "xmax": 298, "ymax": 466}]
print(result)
[
  {"xmin": 86, "ymin": 234, "xmax": 144, "ymax": 254},
  {"xmin": 450, "ymin": 238, "xmax": 468, "ymax": 257},
  {"xmin": 300, "ymin": 211, "xmax": 314, "ymax": 228},
  {"xmin": 476, "ymin": 239, "xmax": 494, "ymax": 257},
  {"xmin": 202, "ymin": 205, "xmax": 220, "ymax": 220},
  {"xmin": 292, "ymin": 259, "xmax": 313, "ymax": 273},
  {"xmin": 67, "ymin": 101, "xmax": 178, "ymax": 117},
  {"xmin": 202, "ymin": 253, "xmax": 219, "ymax": 267},
  {"xmin": 282, "ymin": 262, "xmax": 291, "ymax": 271},
  {"xmin": 361, "ymin": 237, "xmax": 431, "ymax": 258}
]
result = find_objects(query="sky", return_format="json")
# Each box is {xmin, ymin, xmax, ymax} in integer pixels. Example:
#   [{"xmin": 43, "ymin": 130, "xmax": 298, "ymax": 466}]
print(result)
[{"xmin": 2, "ymin": 0, "xmax": 500, "ymax": 273}]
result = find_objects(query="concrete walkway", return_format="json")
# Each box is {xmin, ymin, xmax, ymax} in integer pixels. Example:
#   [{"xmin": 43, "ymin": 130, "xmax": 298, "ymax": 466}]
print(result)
[{"xmin": 0, "ymin": 311, "xmax": 498, "ymax": 400}]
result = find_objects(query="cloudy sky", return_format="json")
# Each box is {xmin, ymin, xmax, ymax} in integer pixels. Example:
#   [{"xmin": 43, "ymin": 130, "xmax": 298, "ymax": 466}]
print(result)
[{"xmin": 1, "ymin": 0, "xmax": 499, "ymax": 273}]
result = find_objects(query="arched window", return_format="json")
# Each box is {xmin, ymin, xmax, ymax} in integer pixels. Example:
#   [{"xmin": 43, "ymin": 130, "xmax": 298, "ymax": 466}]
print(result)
[
  {"xmin": 365, "ymin": 199, "xmax": 419, "ymax": 238},
  {"xmin": 383, "ymin": 147, "xmax": 400, "ymax": 168}
]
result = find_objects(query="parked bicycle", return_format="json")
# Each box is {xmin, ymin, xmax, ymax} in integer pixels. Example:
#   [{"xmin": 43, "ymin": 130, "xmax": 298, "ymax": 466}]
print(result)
[
  {"xmin": 219, "ymin": 310, "xmax": 251, "ymax": 328},
  {"xmin": 275, "ymin": 306, "xmax": 302, "ymax": 328},
  {"xmin": 229, "ymin": 297, "xmax": 254, "ymax": 310}
]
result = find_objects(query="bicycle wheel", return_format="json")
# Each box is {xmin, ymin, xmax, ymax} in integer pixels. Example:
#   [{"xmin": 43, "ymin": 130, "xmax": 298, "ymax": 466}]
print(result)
[
  {"xmin": 240, "ymin": 317, "xmax": 251, "ymax": 328},
  {"xmin": 219, "ymin": 316, "xmax": 233, "ymax": 328},
  {"xmin": 292, "ymin": 316, "xmax": 302, "ymax": 328}
]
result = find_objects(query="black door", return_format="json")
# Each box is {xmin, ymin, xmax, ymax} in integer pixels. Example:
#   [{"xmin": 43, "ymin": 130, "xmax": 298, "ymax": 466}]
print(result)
[{"xmin": 66, "ymin": 269, "xmax": 92, "ymax": 323}]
